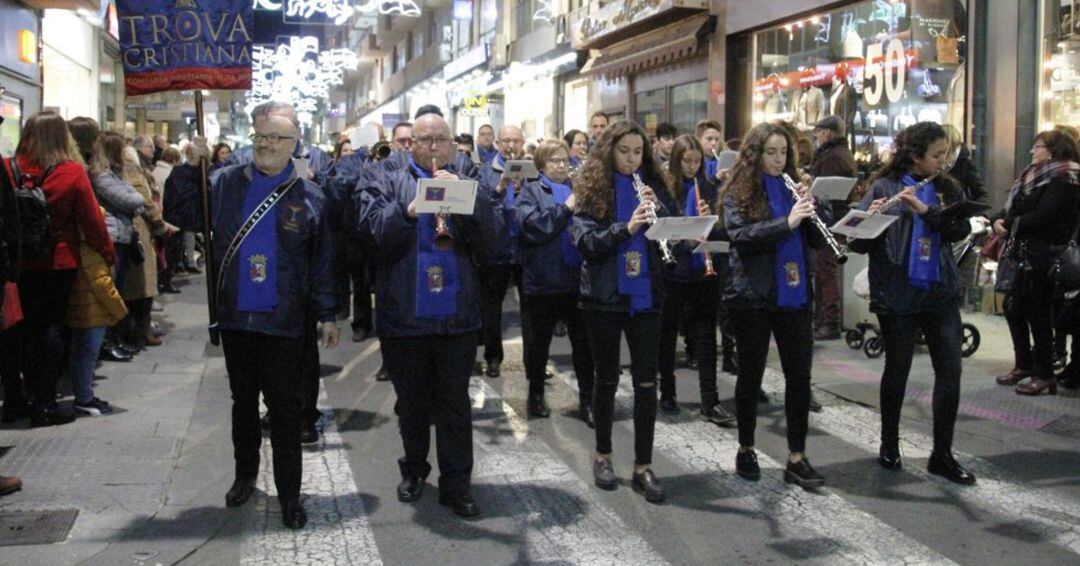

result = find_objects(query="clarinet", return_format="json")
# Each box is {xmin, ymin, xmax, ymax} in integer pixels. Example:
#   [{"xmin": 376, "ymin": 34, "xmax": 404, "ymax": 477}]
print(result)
[
  {"xmin": 782, "ymin": 173, "xmax": 848, "ymax": 264},
  {"xmin": 694, "ymin": 178, "xmax": 717, "ymax": 277},
  {"xmin": 632, "ymin": 172, "xmax": 676, "ymax": 265}
]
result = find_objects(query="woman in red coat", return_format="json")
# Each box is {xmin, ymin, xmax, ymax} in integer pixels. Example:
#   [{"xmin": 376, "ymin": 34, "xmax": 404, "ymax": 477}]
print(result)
[{"xmin": 10, "ymin": 111, "xmax": 113, "ymax": 426}]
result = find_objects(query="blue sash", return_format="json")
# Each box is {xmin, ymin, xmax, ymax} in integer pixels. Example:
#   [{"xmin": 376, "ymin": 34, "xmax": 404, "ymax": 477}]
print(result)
[
  {"xmin": 236, "ymin": 163, "xmax": 293, "ymax": 312},
  {"xmin": 684, "ymin": 179, "xmax": 706, "ymax": 271},
  {"xmin": 494, "ymin": 154, "xmax": 520, "ymax": 238},
  {"xmin": 904, "ymin": 174, "xmax": 942, "ymax": 289},
  {"xmin": 764, "ymin": 174, "xmax": 808, "ymax": 309},
  {"xmin": 541, "ymin": 174, "xmax": 582, "ymax": 268},
  {"xmin": 614, "ymin": 172, "xmax": 652, "ymax": 314},
  {"xmin": 409, "ymin": 156, "xmax": 461, "ymax": 318},
  {"xmin": 705, "ymin": 156, "xmax": 719, "ymax": 181}
]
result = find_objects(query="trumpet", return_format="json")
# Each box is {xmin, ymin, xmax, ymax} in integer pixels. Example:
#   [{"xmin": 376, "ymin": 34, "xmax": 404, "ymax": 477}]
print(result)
[
  {"xmin": 869, "ymin": 164, "xmax": 953, "ymax": 216},
  {"xmin": 432, "ymin": 157, "xmax": 453, "ymax": 250},
  {"xmin": 694, "ymin": 178, "xmax": 717, "ymax": 278},
  {"xmin": 632, "ymin": 172, "xmax": 676, "ymax": 265},
  {"xmin": 782, "ymin": 173, "xmax": 847, "ymax": 264}
]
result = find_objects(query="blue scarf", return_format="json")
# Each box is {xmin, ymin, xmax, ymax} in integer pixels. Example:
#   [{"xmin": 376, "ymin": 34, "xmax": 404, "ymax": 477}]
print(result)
[
  {"xmin": 236, "ymin": 162, "xmax": 294, "ymax": 312},
  {"xmin": 540, "ymin": 174, "xmax": 582, "ymax": 268},
  {"xmin": 478, "ymin": 145, "xmax": 499, "ymax": 164},
  {"xmin": 764, "ymin": 174, "xmax": 808, "ymax": 309},
  {"xmin": 494, "ymin": 154, "xmax": 520, "ymax": 238},
  {"xmin": 614, "ymin": 171, "xmax": 653, "ymax": 315},
  {"xmin": 569, "ymin": 156, "xmax": 581, "ymax": 170},
  {"xmin": 705, "ymin": 156, "xmax": 719, "ymax": 181},
  {"xmin": 410, "ymin": 156, "xmax": 461, "ymax": 318},
  {"xmin": 683, "ymin": 178, "xmax": 706, "ymax": 271},
  {"xmin": 904, "ymin": 174, "xmax": 941, "ymax": 289}
]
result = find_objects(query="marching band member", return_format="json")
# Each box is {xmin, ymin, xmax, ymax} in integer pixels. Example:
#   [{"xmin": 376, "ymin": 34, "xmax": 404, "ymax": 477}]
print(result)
[
  {"xmin": 657, "ymin": 135, "xmax": 736, "ymax": 426},
  {"xmin": 849, "ymin": 122, "xmax": 976, "ymax": 485},
  {"xmin": 516, "ymin": 140, "xmax": 595, "ymax": 423},
  {"xmin": 571, "ymin": 120, "xmax": 670, "ymax": 503},
  {"xmin": 356, "ymin": 113, "xmax": 502, "ymax": 518},
  {"xmin": 721, "ymin": 122, "xmax": 830, "ymax": 488},
  {"xmin": 476, "ymin": 126, "xmax": 527, "ymax": 378},
  {"xmin": 564, "ymin": 129, "xmax": 589, "ymax": 174},
  {"xmin": 696, "ymin": 119, "xmax": 726, "ymax": 181}
]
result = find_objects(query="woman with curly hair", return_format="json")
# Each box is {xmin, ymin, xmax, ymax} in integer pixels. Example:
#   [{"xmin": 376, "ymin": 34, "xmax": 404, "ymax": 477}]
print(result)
[
  {"xmin": 570, "ymin": 120, "xmax": 671, "ymax": 503},
  {"xmin": 721, "ymin": 122, "xmax": 830, "ymax": 488},
  {"xmin": 850, "ymin": 122, "xmax": 975, "ymax": 485}
]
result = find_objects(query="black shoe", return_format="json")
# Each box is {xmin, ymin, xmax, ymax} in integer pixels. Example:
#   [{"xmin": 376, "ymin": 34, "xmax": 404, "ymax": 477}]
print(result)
[
  {"xmin": 397, "ymin": 477, "xmax": 425, "ymax": 502},
  {"xmin": 757, "ymin": 389, "xmax": 769, "ymax": 404},
  {"xmin": 116, "ymin": 342, "xmax": 141, "ymax": 355},
  {"xmin": 527, "ymin": 393, "xmax": 550, "ymax": 418},
  {"xmin": 375, "ymin": 366, "xmax": 390, "ymax": 382},
  {"xmin": 553, "ymin": 320, "xmax": 568, "ymax": 337},
  {"xmin": 659, "ymin": 395, "xmax": 679, "ymax": 414},
  {"xmin": 260, "ymin": 413, "xmax": 271, "ymax": 431},
  {"xmin": 225, "ymin": 477, "xmax": 257, "ymax": 507},
  {"xmin": 784, "ymin": 458, "xmax": 826, "ymax": 488},
  {"xmin": 808, "ymin": 392, "xmax": 823, "ymax": 413},
  {"xmin": 544, "ymin": 370, "xmax": 554, "ymax": 381},
  {"xmin": 1, "ymin": 402, "xmax": 30, "ymax": 423},
  {"xmin": 351, "ymin": 327, "xmax": 369, "ymax": 343},
  {"xmin": 439, "ymin": 491, "xmax": 480, "ymax": 518},
  {"xmin": 185, "ymin": 265, "xmax": 203, "ymax": 274},
  {"xmin": 485, "ymin": 361, "xmax": 501, "ymax": 378},
  {"xmin": 736, "ymin": 450, "xmax": 761, "ymax": 481},
  {"xmin": 472, "ymin": 360, "xmax": 484, "ymax": 376},
  {"xmin": 700, "ymin": 403, "xmax": 736, "ymax": 427},
  {"xmin": 814, "ymin": 327, "xmax": 842, "ymax": 341},
  {"xmin": 685, "ymin": 357, "xmax": 699, "ymax": 371},
  {"xmin": 74, "ymin": 397, "xmax": 114, "ymax": 417},
  {"xmin": 721, "ymin": 353, "xmax": 738, "ymax": 374},
  {"xmin": 631, "ymin": 469, "xmax": 665, "ymax": 503},
  {"xmin": 593, "ymin": 458, "xmax": 617, "ymax": 490},
  {"xmin": 280, "ymin": 497, "xmax": 307, "ymax": 529},
  {"xmin": 160, "ymin": 283, "xmax": 181, "ymax": 294},
  {"xmin": 98, "ymin": 345, "xmax": 133, "ymax": 362},
  {"xmin": 30, "ymin": 409, "xmax": 75, "ymax": 427},
  {"xmin": 580, "ymin": 404, "xmax": 595, "ymax": 429},
  {"xmin": 878, "ymin": 444, "xmax": 902, "ymax": 471},
  {"xmin": 927, "ymin": 452, "xmax": 976, "ymax": 485},
  {"xmin": 300, "ymin": 423, "xmax": 319, "ymax": 444}
]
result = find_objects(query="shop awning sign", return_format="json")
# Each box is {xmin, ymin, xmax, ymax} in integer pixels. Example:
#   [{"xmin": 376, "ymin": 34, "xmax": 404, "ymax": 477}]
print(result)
[{"xmin": 116, "ymin": 0, "xmax": 254, "ymax": 96}]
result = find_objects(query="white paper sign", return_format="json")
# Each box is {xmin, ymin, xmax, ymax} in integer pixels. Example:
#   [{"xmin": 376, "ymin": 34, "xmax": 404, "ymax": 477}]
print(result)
[
  {"xmin": 501, "ymin": 160, "xmax": 539, "ymax": 181},
  {"xmin": 830, "ymin": 210, "xmax": 899, "ymax": 239},
  {"xmin": 717, "ymin": 150, "xmax": 738, "ymax": 172},
  {"xmin": 693, "ymin": 241, "xmax": 731, "ymax": 254},
  {"xmin": 645, "ymin": 215, "xmax": 718, "ymax": 242},
  {"xmin": 349, "ymin": 124, "xmax": 381, "ymax": 148},
  {"xmin": 414, "ymin": 178, "xmax": 478, "ymax": 215},
  {"xmin": 810, "ymin": 176, "xmax": 857, "ymax": 201}
]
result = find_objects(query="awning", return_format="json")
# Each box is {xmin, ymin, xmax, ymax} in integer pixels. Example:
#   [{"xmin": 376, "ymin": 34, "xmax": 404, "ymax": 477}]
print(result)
[{"xmin": 581, "ymin": 13, "xmax": 712, "ymax": 80}]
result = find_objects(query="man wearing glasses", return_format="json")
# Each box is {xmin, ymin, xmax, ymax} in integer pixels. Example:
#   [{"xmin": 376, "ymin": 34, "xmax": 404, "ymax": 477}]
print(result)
[
  {"xmin": 355, "ymin": 113, "xmax": 502, "ymax": 518},
  {"xmin": 210, "ymin": 103, "xmax": 339, "ymax": 530},
  {"xmin": 475, "ymin": 125, "xmax": 527, "ymax": 378},
  {"xmin": 221, "ymin": 102, "xmax": 333, "ymax": 185}
]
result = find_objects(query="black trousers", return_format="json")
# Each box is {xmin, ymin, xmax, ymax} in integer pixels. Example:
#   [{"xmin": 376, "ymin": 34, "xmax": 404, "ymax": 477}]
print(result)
[
  {"xmin": 301, "ymin": 312, "xmax": 321, "ymax": 426},
  {"xmin": 0, "ymin": 325, "xmax": 24, "ymax": 406},
  {"xmin": 345, "ymin": 239, "xmax": 373, "ymax": 334},
  {"xmin": 877, "ymin": 308, "xmax": 963, "ymax": 454},
  {"xmin": 731, "ymin": 308, "xmax": 813, "ymax": 453},
  {"xmin": 18, "ymin": 270, "xmax": 76, "ymax": 411},
  {"xmin": 659, "ymin": 279, "xmax": 720, "ymax": 406},
  {"xmin": 383, "ymin": 333, "xmax": 477, "ymax": 495},
  {"xmin": 584, "ymin": 310, "xmax": 660, "ymax": 465},
  {"xmin": 1004, "ymin": 294, "xmax": 1034, "ymax": 371},
  {"xmin": 478, "ymin": 264, "xmax": 521, "ymax": 364},
  {"xmin": 1007, "ymin": 272, "xmax": 1056, "ymax": 378},
  {"xmin": 221, "ymin": 330, "xmax": 305, "ymax": 500},
  {"xmin": 521, "ymin": 293, "xmax": 594, "ymax": 402}
]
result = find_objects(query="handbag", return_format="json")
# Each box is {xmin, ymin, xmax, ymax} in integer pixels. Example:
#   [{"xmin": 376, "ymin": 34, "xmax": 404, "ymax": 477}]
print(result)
[
  {"xmin": 936, "ymin": 22, "xmax": 960, "ymax": 65},
  {"xmin": 994, "ymin": 220, "xmax": 1022, "ymax": 294},
  {"xmin": 1, "ymin": 281, "xmax": 23, "ymax": 331},
  {"xmin": 980, "ymin": 231, "xmax": 1004, "ymax": 260},
  {"xmin": 1050, "ymin": 216, "xmax": 1080, "ymax": 293}
]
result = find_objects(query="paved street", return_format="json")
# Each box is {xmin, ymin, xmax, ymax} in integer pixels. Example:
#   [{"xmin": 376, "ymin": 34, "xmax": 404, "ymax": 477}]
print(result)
[{"xmin": 1, "ymin": 273, "xmax": 1079, "ymax": 566}]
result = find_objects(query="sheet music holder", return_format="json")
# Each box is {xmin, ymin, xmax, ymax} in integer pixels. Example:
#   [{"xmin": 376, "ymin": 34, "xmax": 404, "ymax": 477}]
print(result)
[
  {"xmin": 693, "ymin": 241, "xmax": 731, "ymax": 254},
  {"xmin": 414, "ymin": 178, "xmax": 479, "ymax": 215},
  {"xmin": 717, "ymin": 150, "xmax": 738, "ymax": 172},
  {"xmin": 810, "ymin": 176, "xmax": 857, "ymax": 201},
  {"xmin": 830, "ymin": 210, "xmax": 899, "ymax": 239},
  {"xmin": 645, "ymin": 216, "xmax": 718, "ymax": 242},
  {"xmin": 501, "ymin": 160, "xmax": 539, "ymax": 181}
]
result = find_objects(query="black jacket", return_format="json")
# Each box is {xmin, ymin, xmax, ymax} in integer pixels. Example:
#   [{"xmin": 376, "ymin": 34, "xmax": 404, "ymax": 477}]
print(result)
[
  {"xmin": 1004, "ymin": 173, "xmax": 1080, "ymax": 273},
  {"xmin": 0, "ymin": 158, "xmax": 19, "ymax": 282},
  {"xmin": 809, "ymin": 137, "xmax": 857, "ymax": 179},
  {"xmin": 950, "ymin": 146, "xmax": 987, "ymax": 204},
  {"xmin": 721, "ymin": 179, "xmax": 832, "ymax": 310},
  {"xmin": 476, "ymin": 156, "xmax": 523, "ymax": 265},
  {"xmin": 516, "ymin": 177, "xmax": 579, "ymax": 295},
  {"xmin": 848, "ymin": 175, "xmax": 970, "ymax": 314},
  {"xmin": 163, "ymin": 164, "xmax": 204, "ymax": 232},
  {"xmin": 569, "ymin": 172, "xmax": 671, "ymax": 313}
]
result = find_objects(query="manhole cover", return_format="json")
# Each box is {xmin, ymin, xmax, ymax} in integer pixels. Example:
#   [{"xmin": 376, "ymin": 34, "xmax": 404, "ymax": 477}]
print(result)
[
  {"xmin": 1041, "ymin": 415, "xmax": 1080, "ymax": 440},
  {"xmin": 0, "ymin": 510, "xmax": 79, "ymax": 546}
]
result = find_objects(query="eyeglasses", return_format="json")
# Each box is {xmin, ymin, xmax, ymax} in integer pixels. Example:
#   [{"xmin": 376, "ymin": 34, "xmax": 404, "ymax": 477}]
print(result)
[
  {"xmin": 249, "ymin": 133, "xmax": 295, "ymax": 145},
  {"xmin": 394, "ymin": 137, "xmax": 414, "ymax": 146},
  {"xmin": 499, "ymin": 139, "xmax": 524, "ymax": 145},
  {"xmin": 1033, "ymin": 143, "xmax": 1048, "ymax": 150},
  {"xmin": 414, "ymin": 136, "xmax": 452, "ymax": 147},
  {"xmin": 547, "ymin": 158, "xmax": 569, "ymax": 166}
]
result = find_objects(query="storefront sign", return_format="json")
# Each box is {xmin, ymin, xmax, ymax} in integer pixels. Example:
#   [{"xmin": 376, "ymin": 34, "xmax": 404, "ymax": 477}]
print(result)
[
  {"xmin": 864, "ymin": 39, "xmax": 907, "ymax": 106},
  {"xmin": 116, "ymin": 0, "xmax": 254, "ymax": 96},
  {"xmin": 17, "ymin": 30, "xmax": 35, "ymax": 64},
  {"xmin": 461, "ymin": 95, "xmax": 488, "ymax": 117},
  {"xmin": 569, "ymin": 0, "xmax": 706, "ymax": 49}
]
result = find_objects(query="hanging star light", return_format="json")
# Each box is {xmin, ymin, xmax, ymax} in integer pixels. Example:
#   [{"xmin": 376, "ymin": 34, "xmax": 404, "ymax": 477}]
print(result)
[
  {"xmin": 246, "ymin": 36, "xmax": 359, "ymax": 126},
  {"xmin": 253, "ymin": 0, "xmax": 422, "ymax": 19}
]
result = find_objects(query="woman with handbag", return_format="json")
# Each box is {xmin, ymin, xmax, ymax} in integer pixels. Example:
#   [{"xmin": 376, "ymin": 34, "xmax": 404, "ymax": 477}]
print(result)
[{"xmin": 991, "ymin": 130, "xmax": 1080, "ymax": 395}]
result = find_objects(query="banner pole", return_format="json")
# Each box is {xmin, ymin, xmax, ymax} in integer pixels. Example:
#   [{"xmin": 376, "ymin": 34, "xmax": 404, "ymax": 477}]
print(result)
[{"xmin": 195, "ymin": 91, "xmax": 219, "ymax": 344}]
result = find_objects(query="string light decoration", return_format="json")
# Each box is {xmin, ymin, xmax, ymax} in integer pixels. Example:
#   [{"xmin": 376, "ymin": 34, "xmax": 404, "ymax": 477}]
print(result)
[
  {"xmin": 252, "ymin": 0, "xmax": 421, "ymax": 21},
  {"xmin": 246, "ymin": 36, "xmax": 359, "ymax": 126}
]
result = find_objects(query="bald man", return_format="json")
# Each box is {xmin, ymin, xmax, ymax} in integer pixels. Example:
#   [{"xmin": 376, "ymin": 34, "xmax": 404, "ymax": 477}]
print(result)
[{"xmin": 355, "ymin": 114, "xmax": 503, "ymax": 518}]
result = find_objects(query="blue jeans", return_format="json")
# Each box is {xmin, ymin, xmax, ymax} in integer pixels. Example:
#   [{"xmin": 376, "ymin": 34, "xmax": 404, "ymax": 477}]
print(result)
[{"xmin": 69, "ymin": 327, "xmax": 107, "ymax": 404}]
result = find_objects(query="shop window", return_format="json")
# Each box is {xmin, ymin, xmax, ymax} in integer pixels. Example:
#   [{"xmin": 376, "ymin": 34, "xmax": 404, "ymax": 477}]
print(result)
[
  {"xmin": 411, "ymin": 30, "xmax": 423, "ymax": 60},
  {"xmin": 748, "ymin": 0, "xmax": 969, "ymax": 165},
  {"xmin": 671, "ymin": 80, "xmax": 708, "ymax": 138},
  {"xmin": 634, "ymin": 88, "xmax": 666, "ymax": 136},
  {"xmin": 1039, "ymin": 0, "xmax": 1080, "ymax": 130},
  {"xmin": 0, "ymin": 93, "xmax": 22, "ymax": 156},
  {"xmin": 480, "ymin": 0, "xmax": 498, "ymax": 43},
  {"xmin": 396, "ymin": 40, "xmax": 407, "ymax": 72}
]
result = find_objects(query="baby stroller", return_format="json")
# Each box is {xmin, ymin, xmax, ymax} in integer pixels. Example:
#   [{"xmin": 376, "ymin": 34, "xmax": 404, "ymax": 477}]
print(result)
[{"xmin": 846, "ymin": 217, "xmax": 989, "ymax": 359}]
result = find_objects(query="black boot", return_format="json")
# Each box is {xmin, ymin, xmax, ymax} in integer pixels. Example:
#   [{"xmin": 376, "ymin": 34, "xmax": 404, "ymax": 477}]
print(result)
[{"xmin": 527, "ymin": 382, "xmax": 550, "ymax": 418}]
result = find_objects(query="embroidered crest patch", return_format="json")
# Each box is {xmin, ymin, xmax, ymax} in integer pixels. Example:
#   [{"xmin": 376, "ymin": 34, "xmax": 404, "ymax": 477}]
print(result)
[
  {"xmin": 426, "ymin": 265, "xmax": 445, "ymax": 293},
  {"xmin": 785, "ymin": 261, "xmax": 801, "ymax": 287},
  {"xmin": 624, "ymin": 251, "xmax": 642, "ymax": 278},
  {"xmin": 248, "ymin": 254, "xmax": 268, "ymax": 284}
]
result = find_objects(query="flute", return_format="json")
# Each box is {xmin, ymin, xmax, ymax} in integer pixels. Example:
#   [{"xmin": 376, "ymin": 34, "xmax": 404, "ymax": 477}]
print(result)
[
  {"xmin": 870, "ymin": 164, "xmax": 952, "ymax": 216},
  {"xmin": 782, "ymin": 173, "xmax": 848, "ymax": 264},
  {"xmin": 632, "ymin": 172, "xmax": 676, "ymax": 265}
]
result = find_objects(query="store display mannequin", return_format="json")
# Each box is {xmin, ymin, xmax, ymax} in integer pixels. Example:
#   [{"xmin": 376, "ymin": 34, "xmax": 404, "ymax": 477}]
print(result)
[
  {"xmin": 794, "ymin": 85, "xmax": 826, "ymax": 130},
  {"xmin": 763, "ymin": 74, "xmax": 790, "ymax": 120},
  {"xmin": 828, "ymin": 63, "xmax": 858, "ymax": 143}
]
